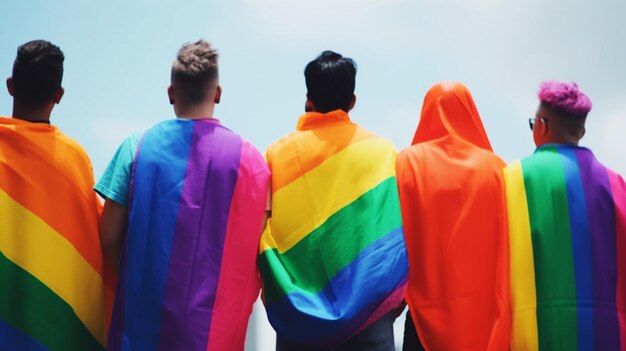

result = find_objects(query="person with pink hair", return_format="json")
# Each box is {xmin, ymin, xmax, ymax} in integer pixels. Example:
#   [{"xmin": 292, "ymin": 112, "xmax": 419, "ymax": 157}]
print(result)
[{"xmin": 504, "ymin": 81, "xmax": 626, "ymax": 350}]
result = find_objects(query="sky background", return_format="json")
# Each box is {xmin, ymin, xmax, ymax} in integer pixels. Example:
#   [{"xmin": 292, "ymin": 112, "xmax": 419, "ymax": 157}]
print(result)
[{"xmin": 2, "ymin": 0, "xmax": 625, "ymax": 349}]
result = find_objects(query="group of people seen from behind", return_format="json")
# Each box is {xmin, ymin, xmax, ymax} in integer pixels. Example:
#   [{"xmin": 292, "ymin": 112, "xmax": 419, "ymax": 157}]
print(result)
[{"xmin": 1, "ymin": 39, "xmax": 624, "ymax": 351}]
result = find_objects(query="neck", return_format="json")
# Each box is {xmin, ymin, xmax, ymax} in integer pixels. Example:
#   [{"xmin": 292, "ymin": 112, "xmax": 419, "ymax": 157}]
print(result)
[
  {"xmin": 545, "ymin": 133, "xmax": 580, "ymax": 146},
  {"xmin": 12, "ymin": 101, "xmax": 53, "ymax": 123},
  {"xmin": 174, "ymin": 102, "xmax": 215, "ymax": 120},
  {"xmin": 540, "ymin": 139, "xmax": 579, "ymax": 147}
]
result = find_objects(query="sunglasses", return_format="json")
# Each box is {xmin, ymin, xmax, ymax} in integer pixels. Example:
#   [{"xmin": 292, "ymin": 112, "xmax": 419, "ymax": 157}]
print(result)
[{"xmin": 528, "ymin": 117, "xmax": 547, "ymax": 131}]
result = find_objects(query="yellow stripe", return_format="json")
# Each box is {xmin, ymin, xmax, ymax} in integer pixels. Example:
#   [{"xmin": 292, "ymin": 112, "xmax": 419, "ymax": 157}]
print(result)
[
  {"xmin": 504, "ymin": 161, "xmax": 539, "ymax": 350},
  {"xmin": 0, "ymin": 189, "xmax": 105, "ymax": 344},
  {"xmin": 262, "ymin": 138, "xmax": 396, "ymax": 253}
]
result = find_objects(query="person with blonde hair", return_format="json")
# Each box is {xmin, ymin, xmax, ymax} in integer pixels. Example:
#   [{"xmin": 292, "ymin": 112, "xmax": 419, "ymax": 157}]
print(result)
[{"xmin": 97, "ymin": 40, "xmax": 269, "ymax": 351}]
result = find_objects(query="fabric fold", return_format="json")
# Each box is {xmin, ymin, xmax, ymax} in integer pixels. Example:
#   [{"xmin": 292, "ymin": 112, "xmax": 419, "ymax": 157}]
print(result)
[{"xmin": 260, "ymin": 110, "xmax": 408, "ymax": 348}]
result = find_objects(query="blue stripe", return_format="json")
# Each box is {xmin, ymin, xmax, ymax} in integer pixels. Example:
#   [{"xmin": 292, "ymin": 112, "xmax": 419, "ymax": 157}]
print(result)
[
  {"xmin": 0, "ymin": 319, "xmax": 47, "ymax": 351},
  {"xmin": 120, "ymin": 120, "xmax": 194, "ymax": 350},
  {"xmin": 559, "ymin": 146, "xmax": 594, "ymax": 351},
  {"xmin": 265, "ymin": 226, "xmax": 408, "ymax": 346}
]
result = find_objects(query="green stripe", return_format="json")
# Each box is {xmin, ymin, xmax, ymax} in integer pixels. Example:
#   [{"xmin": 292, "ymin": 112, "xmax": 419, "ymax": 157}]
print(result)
[
  {"xmin": 522, "ymin": 147, "xmax": 578, "ymax": 350},
  {"xmin": 260, "ymin": 177, "xmax": 402, "ymax": 301},
  {"xmin": 0, "ymin": 251, "xmax": 104, "ymax": 351}
]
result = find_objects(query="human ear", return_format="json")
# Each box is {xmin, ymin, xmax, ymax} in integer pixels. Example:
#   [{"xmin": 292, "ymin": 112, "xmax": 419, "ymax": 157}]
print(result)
[
  {"xmin": 54, "ymin": 87, "xmax": 64, "ymax": 104},
  {"xmin": 541, "ymin": 118, "xmax": 549, "ymax": 135},
  {"xmin": 167, "ymin": 85, "xmax": 175, "ymax": 105},
  {"xmin": 347, "ymin": 95, "xmax": 356, "ymax": 112},
  {"xmin": 6, "ymin": 77, "xmax": 14, "ymax": 96},
  {"xmin": 305, "ymin": 96, "xmax": 315, "ymax": 112},
  {"xmin": 214, "ymin": 85, "xmax": 222, "ymax": 104}
]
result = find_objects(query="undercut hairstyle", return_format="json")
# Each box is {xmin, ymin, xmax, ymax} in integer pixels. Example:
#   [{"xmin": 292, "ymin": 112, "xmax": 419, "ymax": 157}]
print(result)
[
  {"xmin": 12, "ymin": 40, "xmax": 64, "ymax": 106},
  {"xmin": 538, "ymin": 81, "xmax": 592, "ymax": 118},
  {"xmin": 305, "ymin": 50, "xmax": 357, "ymax": 113},
  {"xmin": 171, "ymin": 40, "xmax": 219, "ymax": 104}
]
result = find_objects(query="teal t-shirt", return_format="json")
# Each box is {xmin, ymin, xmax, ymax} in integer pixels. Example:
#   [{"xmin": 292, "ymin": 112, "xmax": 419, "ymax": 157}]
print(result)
[{"xmin": 94, "ymin": 133, "xmax": 141, "ymax": 206}]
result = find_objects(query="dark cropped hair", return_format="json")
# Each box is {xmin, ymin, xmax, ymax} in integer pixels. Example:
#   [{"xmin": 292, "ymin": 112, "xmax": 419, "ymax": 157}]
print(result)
[
  {"xmin": 12, "ymin": 40, "xmax": 64, "ymax": 106},
  {"xmin": 304, "ymin": 50, "xmax": 357, "ymax": 113}
]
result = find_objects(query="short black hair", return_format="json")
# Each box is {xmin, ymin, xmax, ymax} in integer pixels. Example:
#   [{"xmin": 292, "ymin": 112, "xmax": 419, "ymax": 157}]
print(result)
[
  {"xmin": 304, "ymin": 50, "xmax": 356, "ymax": 113},
  {"xmin": 12, "ymin": 40, "xmax": 65, "ymax": 106}
]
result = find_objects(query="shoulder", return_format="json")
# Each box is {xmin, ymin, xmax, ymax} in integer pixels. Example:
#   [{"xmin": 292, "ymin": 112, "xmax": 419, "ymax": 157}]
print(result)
[
  {"xmin": 475, "ymin": 146, "xmax": 506, "ymax": 169},
  {"xmin": 266, "ymin": 130, "xmax": 300, "ymax": 154},
  {"xmin": 53, "ymin": 128, "xmax": 94, "ymax": 169},
  {"xmin": 111, "ymin": 132, "xmax": 142, "ymax": 162},
  {"xmin": 125, "ymin": 132, "xmax": 142, "ymax": 149},
  {"xmin": 237, "ymin": 134, "xmax": 265, "ymax": 162},
  {"xmin": 264, "ymin": 130, "xmax": 301, "ymax": 166}
]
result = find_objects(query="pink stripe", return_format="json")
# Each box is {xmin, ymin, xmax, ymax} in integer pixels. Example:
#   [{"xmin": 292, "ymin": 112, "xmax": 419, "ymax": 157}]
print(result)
[
  {"xmin": 205, "ymin": 142, "xmax": 270, "ymax": 351},
  {"xmin": 608, "ymin": 171, "xmax": 626, "ymax": 349},
  {"xmin": 352, "ymin": 282, "xmax": 407, "ymax": 336}
]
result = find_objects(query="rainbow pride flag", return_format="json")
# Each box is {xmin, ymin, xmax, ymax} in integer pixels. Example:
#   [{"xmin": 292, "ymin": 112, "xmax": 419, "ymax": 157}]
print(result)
[
  {"xmin": 107, "ymin": 119, "xmax": 269, "ymax": 351},
  {"xmin": 259, "ymin": 110, "xmax": 408, "ymax": 348},
  {"xmin": 505, "ymin": 145, "xmax": 626, "ymax": 350},
  {"xmin": 0, "ymin": 117, "xmax": 106, "ymax": 350}
]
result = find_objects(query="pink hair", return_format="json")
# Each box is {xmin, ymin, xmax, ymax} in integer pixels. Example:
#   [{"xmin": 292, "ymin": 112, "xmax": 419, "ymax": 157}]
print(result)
[{"xmin": 538, "ymin": 81, "xmax": 592, "ymax": 117}]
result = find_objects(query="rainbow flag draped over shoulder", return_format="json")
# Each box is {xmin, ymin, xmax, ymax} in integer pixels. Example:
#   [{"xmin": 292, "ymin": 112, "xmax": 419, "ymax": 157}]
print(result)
[
  {"xmin": 259, "ymin": 110, "xmax": 408, "ymax": 348},
  {"xmin": 108, "ymin": 119, "xmax": 269, "ymax": 351},
  {"xmin": 0, "ymin": 117, "xmax": 106, "ymax": 350},
  {"xmin": 505, "ymin": 145, "xmax": 626, "ymax": 350}
]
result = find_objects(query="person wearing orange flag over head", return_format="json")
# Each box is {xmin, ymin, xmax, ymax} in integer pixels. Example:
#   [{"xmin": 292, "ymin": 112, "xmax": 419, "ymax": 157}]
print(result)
[
  {"xmin": 0, "ymin": 40, "xmax": 108, "ymax": 350},
  {"xmin": 396, "ymin": 82, "xmax": 510, "ymax": 350}
]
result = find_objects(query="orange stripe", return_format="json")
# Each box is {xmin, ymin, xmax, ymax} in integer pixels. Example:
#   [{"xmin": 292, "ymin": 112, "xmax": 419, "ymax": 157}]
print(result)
[
  {"xmin": 0, "ymin": 189, "xmax": 106, "ymax": 343},
  {"xmin": 267, "ymin": 124, "xmax": 376, "ymax": 192},
  {"xmin": 0, "ymin": 121, "xmax": 103, "ymax": 273}
]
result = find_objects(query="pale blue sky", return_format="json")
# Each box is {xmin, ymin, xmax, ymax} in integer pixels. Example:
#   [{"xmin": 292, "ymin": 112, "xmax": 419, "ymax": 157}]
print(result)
[
  {"xmin": 2, "ymin": 0, "xmax": 624, "ymax": 177},
  {"xmin": 2, "ymin": 0, "xmax": 625, "ymax": 349}
]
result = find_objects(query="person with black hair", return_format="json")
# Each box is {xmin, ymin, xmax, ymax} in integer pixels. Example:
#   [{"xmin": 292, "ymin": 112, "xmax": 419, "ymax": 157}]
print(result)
[
  {"xmin": 259, "ymin": 51, "xmax": 408, "ymax": 351},
  {"xmin": 7, "ymin": 39, "xmax": 65, "ymax": 121},
  {"xmin": 0, "ymin": 40, "xmax": 107, "ymax": 350}
]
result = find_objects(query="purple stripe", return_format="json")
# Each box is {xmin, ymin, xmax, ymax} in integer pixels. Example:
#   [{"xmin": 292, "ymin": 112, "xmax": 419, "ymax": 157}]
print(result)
[
  {"xmin": 576, "ymin": 148, "xmax": 620, "ymax": 350},
  {"xmin": 157, "ymin": 121, "xmax": 242, "ymax": 350}
]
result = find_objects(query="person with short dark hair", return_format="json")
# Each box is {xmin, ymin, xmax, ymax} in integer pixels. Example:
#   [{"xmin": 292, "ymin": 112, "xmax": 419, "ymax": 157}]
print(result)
[
  {"xmin": 0, "ymin": 40, "xmax": 107, "ymax": 350},
  {"xmin": 505, "ymin": 81, "xmax": 626, "ymax": 350},
  {"xmin": 397, "ymin": 82, "xmax": 510, "ymax": 351},
  {"xmin": 96, "ymin": 40, "xmax": 270, "ymax": 351},
  {"xmin": 259, "ymin": 50, "xmax": 408, "ymax": 350},
  {"xmin": 303, "ymin": 51, "xmax": 357, "ymax": 113}
]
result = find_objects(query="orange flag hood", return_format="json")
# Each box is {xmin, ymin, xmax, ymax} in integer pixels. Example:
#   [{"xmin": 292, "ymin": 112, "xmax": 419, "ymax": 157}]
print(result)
[
  {"xmin": 397, "ymin": 83, "xmax": 510, "ymax": 351},
  {"xmin": 412, "ymin": 81, "xmax": 492, "ymax": 150}
]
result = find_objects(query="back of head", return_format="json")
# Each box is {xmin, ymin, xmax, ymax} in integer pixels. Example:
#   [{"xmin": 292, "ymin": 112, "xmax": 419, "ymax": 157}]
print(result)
[
  {"xmin": 412, "ymin": 82, "xmax": 492, "ymax": 151},
  {"xmin": 171, "ymin": 40, "xmax": 219, "ymax": 104},
  {"xmin": 538, "ymin": 81, "xmax": 592, "ymax": 118},
  {"xmin": 304, "ymin": 51, "xmax": 356, "ymax": 113},
  {"xmin": 12, "ymin": 40, "xmax": 64, "ymax": 106},
  {"xmin": 536, "ymin": 81, "xmax": 592, "ymax": 144}
]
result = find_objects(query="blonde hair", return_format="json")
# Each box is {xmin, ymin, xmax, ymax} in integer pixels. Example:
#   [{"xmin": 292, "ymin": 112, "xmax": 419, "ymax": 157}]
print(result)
[{"xmin": 171, "ymin": 40, "xmax": 218, "ymax": 103}]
